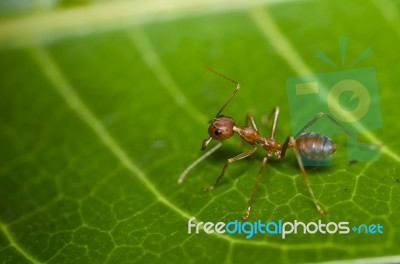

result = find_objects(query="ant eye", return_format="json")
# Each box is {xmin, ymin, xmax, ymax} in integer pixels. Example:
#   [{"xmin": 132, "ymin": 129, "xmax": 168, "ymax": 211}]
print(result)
[{"xmin": 214, "ymin": 129, "xmax": 222, "ymax": 136}]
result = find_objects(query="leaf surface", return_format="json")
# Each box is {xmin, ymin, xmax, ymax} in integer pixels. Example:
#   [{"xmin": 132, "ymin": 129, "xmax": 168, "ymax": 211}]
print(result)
[{"xmin": 1, "ymin": 0, "xmax": 400, "ymax": 263}]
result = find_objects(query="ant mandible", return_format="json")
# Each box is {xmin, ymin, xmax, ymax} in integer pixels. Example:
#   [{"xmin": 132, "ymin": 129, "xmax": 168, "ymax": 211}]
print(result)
[{"xmin": 179, "ymin": 66, "xmax": 346, "ymax": 220}]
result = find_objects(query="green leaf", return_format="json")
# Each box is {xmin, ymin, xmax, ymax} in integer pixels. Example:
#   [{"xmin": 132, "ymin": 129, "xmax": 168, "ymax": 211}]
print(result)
[{"xmin": 1, "ymin": 0, "xmax": 400, "ymax": 263}]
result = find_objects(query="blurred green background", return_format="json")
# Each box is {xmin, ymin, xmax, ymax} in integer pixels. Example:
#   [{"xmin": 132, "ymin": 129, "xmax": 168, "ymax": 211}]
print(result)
[{"xmin": 1, "ymin": 0, "xmax": 400, "ymax": 263}]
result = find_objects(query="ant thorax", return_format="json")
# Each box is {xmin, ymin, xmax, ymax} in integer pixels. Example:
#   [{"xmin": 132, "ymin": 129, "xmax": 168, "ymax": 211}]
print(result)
[{"xmin": 233, "ymin": 126, "xmax": 260, "ymax": 146}]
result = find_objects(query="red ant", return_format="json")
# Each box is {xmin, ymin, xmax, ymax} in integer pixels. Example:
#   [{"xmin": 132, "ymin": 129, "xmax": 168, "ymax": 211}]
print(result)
[{"xmin": 179, "ymin": 66, "xmax": 349, "ymax": 220}]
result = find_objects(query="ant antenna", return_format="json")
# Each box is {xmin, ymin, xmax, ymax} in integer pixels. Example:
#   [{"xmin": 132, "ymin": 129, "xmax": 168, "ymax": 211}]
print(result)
[{"xmin": 205, "ymin": 65, "xmax": 240, "ymax": 117}]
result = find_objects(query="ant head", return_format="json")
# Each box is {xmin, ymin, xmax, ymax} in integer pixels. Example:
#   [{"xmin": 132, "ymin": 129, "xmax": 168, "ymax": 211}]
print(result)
[
  {"xmin": 201, "ymin": 116, "xmax": 235, "ymax": 150},
  {"xmin": 201, "ymin": 66, "xmax": 240, "ymax": 150}
]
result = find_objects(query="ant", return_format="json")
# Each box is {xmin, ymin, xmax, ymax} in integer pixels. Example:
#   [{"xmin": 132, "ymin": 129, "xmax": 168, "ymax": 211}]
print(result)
[{"xmin": 179, "ymin": 66, "xmax": 350, "ymax": 220}]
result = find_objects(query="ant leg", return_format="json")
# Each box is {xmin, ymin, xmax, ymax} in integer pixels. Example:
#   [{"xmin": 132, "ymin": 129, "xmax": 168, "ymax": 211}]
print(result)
[
  {"xmin": 204, "ymin": 145, "xmax": 257, "ymax": 192},
  {"xmin": 294, "ymin": 112, "xmax": 352, "ymax": 138},
  {"xmin": 245, "ymin": 112, "xmax": 259, "ymax": 132},
  {"xmin": 281, "ymin": 136, "xmax": 329, "ymax": 216},
  {"xmin": 242, "ymin": 155, "xmax": 268, "ymax": 220},
  {"xmin": 261, "ymin": 107, "xmax": 280, "ymax": 139},
  {"xmin": 269, "ymin": 106, "xmax": 280, "ymax": 139},
  {"xmin": 245, "ymin": 107, "xmax": 280, "ymax": 136},
  {"xmin": 178, "ymin": 142, "xmax": 223, "ymax": 184}
]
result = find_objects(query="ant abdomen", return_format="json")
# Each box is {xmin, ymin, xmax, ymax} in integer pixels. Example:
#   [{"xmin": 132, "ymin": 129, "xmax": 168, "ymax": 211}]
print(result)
[{"xmin": 296, "ymin": 132, "xmax": 337, "ymax": 160}]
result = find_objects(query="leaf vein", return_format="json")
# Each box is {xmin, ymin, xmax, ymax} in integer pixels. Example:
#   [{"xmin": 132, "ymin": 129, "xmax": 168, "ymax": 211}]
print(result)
[
  {"xmin": 29, "ymin": 44, "xmax": 193, "ymax": 220},
  {"xmin": 128, "ymin": 27, "xmax": 208, "ymax": 125},
  {"xmin": 0, "ymin": 223, "xmax": 42, "ymax": 264}
]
